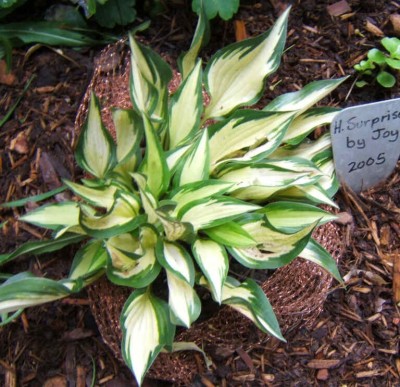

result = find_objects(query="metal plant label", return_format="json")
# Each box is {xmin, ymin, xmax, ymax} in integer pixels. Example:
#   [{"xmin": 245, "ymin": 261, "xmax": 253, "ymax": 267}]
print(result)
[{"xmin": 330, "ymin": 98, "xmax": 400, "ymax": 192}]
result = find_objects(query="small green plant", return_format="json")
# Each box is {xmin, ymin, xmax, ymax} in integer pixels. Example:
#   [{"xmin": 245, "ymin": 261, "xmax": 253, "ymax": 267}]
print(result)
[
  {"xmin": 0, "ymin": 8, "xmax": 344, "ymax": 385},
  {"xmin": 354, "ymin": 37, "xmax": 400, "ymax": 88},
  {"xmin": 192, "ymin": 0, "xmax": 239, "ymax": 20}
]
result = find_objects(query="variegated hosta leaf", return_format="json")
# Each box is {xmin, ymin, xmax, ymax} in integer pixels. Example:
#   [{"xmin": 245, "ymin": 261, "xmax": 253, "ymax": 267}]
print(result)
[
  {"xmin": 229, "ymin": 219, "xmax": 316, "ymax": 269},
  {"xmin": 261, "ymin": 201, "xmax": 337, "ymax": 233},
  {"xmin": 164, "ymin": 342, "xmax": 212, "ymax": 369},
  {"xmin": 192, "ymin": 239, "xmax": 228, "ymax": 303},
  {"xmin": 270, "ymin": 132, "xmax": 332, "ymax": 162},
  {"xmin": 156, "ymin": 241, "xmax": 195, "ymax": 285},
  {"xmin": 218, "ymin": 163, "xmax": 319, "ymax": 201},
  {"xmin": 75, "ymin": 93, "xmax": 116, "ymax": 179},
  {"xmin": 132, "ymin": 173, "xmax": 194, "ymax": 241},
  {"xmin": 299, "ymin": 239, "xmax": 343, "ymax": 283},
  {"xmin": 156, "ymin": 212, "xmax": 194, "ymax": 242},
  {"xmin": 166, "ymin": 270, "xmax": 201, "ymax": 327},
  {"xmin": 314, "ymin": 158, "xmax": 339, "ymax": 197},
  {"xmin": 166, "ymin": 144, "xmax": 191, "ymax": 172},
  {"xmin": 221, "ymin": 276, "xmax": 284, "ymax": 340},
  {"xmin": 80, "ymin": 192, "xmax": 145, "ymax": 238},
  {"xmin": 178, "ymin": 197, "xmax": 260, "ymax": 231},
  {"xmin": 170, "ymin": 180, "xmax": 233, "ymax": 215},
  {"xmin": 264, "ymin": 78, "xmax": 346, "ymax": 115},
  {"xmin": 121, "ymin": 288, "xmax": 175, "ymax": 386},
  {"xmin": 131, "ymin": 173, "xmax": 159, "ymax": 224},
  {"xmin": 106, "ymin": 227, "xmax": 161, "ymax": 288},
  {"xmin": 178, "ymin": 5, "xmax": 209, "ymax": 79},
  {"xmin": 112, "ymin": 108, "xmax": 142, "ymax": 164},
  {"xmin": 0, "ymin": 272, "xmax": 72, "ymax": 315},
  {"xmin": 174, "ymin": 128, "xmax": 210, "ymax": 186},
  {"xmin": 19, "ymin": 201, "xmax": 80, "ymax": 230},
  {"xmin": 282, "ymin": 107, "xmax": 340, "ymax": 145},
  {"xmin": 139, "ymin": 116, "xmax": 170, "ymax": 198},
  {"xmin": 204, "ymin": 7, "xmax": 290, "ymax": 119},
  {"xmin": 273, "ymin": 184, "xmax": 338, "ymax": 208},
  {"xmin": 212, "ymin": 119, "xmax": 293, "ymax": 169},
  {"xmin": 128, "ymin": 33, "xmax": 172, "ymax": 121},
  {"xmin": 0, "ymin": 234, "xmax": 85, "ymax": 266},
  {"xmin": 0, "ymin": 310, "xmax": 24, "ymax": 327},
  {"xmin": 69, "ymin": 239, "xmax": 107, "ymax": 280},
  {"xmin": 208, "ymin": 110, "xmax": 294, "ymax": 170},
  {"xmin": 168, "ymin": 60, "xmax": 203, "ymax": 149},
  {"xmin": 204, "ymin": 221, "xmax": 256, "ymax": 248},
  {"xmin": 63, "ymin": 179, "xmax": 117, "ymax": 211}
]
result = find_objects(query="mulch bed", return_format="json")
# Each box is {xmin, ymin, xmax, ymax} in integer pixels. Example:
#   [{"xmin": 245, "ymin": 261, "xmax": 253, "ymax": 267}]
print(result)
[{"xmin": 0, "ymin": 0, "xmax": 399, "ymax": 385}]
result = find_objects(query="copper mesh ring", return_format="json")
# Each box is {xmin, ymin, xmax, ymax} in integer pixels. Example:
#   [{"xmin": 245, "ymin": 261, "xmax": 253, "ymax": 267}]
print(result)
[
  {"xmin": 87, "ymin": 221, "xmax": 343, "ymax": 385},
  {"xmin": 79, "ymin": 41, "xmax": 345, "ymax": 385}
]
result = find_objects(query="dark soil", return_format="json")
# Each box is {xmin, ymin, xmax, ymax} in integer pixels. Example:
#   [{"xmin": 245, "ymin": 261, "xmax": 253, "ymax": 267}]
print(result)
[{"xmin": 1, "ymin": 0, "xmax": 399, "ymax": 386}]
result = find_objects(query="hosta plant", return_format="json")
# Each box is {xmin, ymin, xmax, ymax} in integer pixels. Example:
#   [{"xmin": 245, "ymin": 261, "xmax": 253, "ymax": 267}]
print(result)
[{"xmin": 0, "ymin": 7, "xmax": 344, "ymax": 385}]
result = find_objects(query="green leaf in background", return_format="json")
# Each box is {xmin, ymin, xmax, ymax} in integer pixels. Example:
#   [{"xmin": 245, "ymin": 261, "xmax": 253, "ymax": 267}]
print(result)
[
  {"xmin": 0, "ymin": 0, "xmax": 27, "ymax": 20},
  {"xmin": 192, "ymin": 0, "xmax": 240, "ymax": 20},
  {"xmin": 94, "ymin": 0, "xmax": 137, "ymax": 28},
  {"xmin": 45, "ymin": 4, "xmax": 88, "ymax": 28},
  {"xmin": 0, "ymin": 184, "xmax": 65, "ymax": 208},
  {"xmin": 367, "ymin": 48, "xmax": 386, "ymax": 65},
  {"xmin": 381, "ymin": 37, "xmax": 400, "ymax": 58},
  {"xmin": 385, "ymin": 57, "xmax": 400, "ymax": 69},
  {"xmin": 0, "ymin": 22, "xmax": 111, "ymax": 47},
  {"xmin": 376, "ymin": 70, "xmax": 396, "ymax": 88},
  {"xmin": 0, "ymin": 0, "xmax": 23, "ymax": 8}
]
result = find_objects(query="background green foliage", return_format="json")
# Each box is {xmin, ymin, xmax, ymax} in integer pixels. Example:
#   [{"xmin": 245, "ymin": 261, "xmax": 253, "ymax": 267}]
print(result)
[
  {"xmin": 192, "ymin": 0, "xmax": 239, "ymax": 20},
  {"xmin": 354, "ymin": 37, "xmax": 400, "ymax": 88}
]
